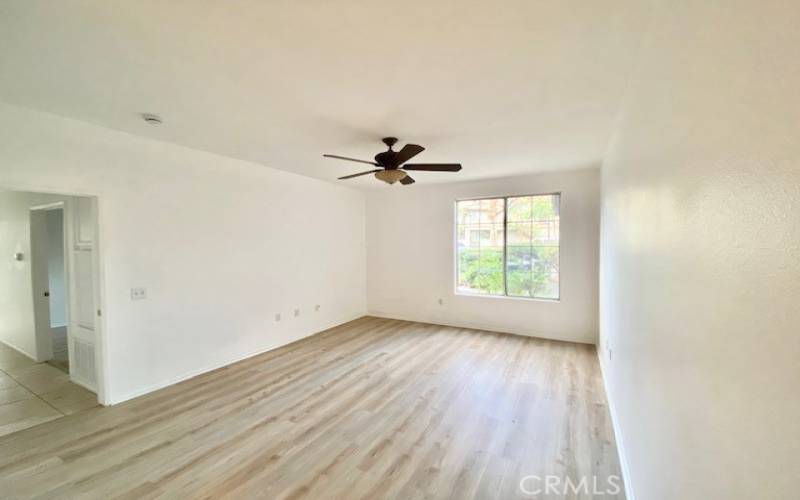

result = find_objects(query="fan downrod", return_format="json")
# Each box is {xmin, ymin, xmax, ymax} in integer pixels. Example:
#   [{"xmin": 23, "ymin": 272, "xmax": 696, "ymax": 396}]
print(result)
[{"xmin": 382, "ymin": 137, "xmax": 398, "ymax": 149}]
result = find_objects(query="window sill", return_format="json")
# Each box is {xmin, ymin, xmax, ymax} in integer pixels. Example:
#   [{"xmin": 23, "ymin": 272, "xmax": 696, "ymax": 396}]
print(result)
[{"xmin": 454, "ymin": 291, "xmax": 560, "ymax": 303}]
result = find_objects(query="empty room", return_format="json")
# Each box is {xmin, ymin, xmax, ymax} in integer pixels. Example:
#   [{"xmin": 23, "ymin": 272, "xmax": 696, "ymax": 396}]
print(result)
[{"xmin": 0, "ymin": 1, "xmax": 797, "ymax": 499}]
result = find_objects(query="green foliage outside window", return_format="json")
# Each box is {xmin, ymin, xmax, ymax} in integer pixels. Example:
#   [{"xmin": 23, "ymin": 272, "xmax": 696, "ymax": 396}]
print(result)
[{"xmin": 457, "ymin": 194, "xmax": 560, "ymax": 299}]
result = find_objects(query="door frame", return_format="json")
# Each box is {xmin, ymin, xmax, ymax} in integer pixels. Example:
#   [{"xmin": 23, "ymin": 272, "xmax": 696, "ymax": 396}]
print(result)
[
  {"xmin": 29, "ymin": 201, "xmax": 66, "ymax": 364},
  {"xmin": 4, "ymin": 182, "xmax": 110, "ymax": 406}
]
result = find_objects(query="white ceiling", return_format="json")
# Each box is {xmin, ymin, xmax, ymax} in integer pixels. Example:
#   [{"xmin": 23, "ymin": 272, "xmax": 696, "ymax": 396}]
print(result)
[{"xmin": 0, "ymin": 0, "xmax": 649, "ymax": 187}]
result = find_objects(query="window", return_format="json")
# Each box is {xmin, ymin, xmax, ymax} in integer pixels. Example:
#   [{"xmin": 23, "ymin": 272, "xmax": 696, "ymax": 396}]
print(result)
[{"xmin": 456, "ymin": 194, "xmax": 560, "ymax": 300}]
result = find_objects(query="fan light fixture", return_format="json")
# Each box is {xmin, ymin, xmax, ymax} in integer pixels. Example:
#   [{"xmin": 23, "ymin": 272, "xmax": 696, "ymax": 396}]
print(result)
[
  {"xmin": 375, "ymin": 169, "xmax": 407, "ymax": 184},
  {"xmin": 323, "ymin": 137, "xmax": 463, "ymax": 185}
]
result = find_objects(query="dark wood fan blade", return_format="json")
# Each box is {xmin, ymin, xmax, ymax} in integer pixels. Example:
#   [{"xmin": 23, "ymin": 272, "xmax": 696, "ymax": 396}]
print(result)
[
  {"xmin": 338, "ymin": 169, "xmax": 382, "ymax": 180},
  {"xmin": 400, "ymin": 175, "xmax": 416, "ymax": 185},
  {"xmin": 402, "ymin": 163, "xmax": 462, "ymax": 172},
  {"xmin": 323, "ymin": 154, "xmax": 378, "ymax": 166},
  {"xmin": 392, "ymin": 144, "xmax": 425, "ymax": 166}
]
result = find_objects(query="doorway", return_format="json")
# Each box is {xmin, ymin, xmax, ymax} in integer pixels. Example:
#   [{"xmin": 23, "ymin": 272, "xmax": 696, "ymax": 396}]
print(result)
[
  {"xmin": 29, "ymin": 196, "xmax": 101, "ymax": 392},
  {"xmin": 0, "ymin": 189, "xmax": 103, "ymax": 437},
  {"xmin": 30, "ymin": 204, "xmax": 69, "ymax": 373}
]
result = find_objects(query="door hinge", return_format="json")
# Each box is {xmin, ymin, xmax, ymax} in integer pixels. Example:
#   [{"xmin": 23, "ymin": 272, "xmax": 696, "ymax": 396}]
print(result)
[{"xmin": 97, "ymin": 309, "xmax": 102, "ymax": 317}]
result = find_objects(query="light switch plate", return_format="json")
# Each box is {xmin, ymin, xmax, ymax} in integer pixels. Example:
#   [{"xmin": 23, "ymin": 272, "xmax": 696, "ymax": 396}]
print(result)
[{"xmin": 131, "ymin": 287, "xmax": 147, "ymax": 300}]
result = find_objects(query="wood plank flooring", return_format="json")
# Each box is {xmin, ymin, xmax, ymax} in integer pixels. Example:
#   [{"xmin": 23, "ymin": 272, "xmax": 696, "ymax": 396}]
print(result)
[{"xmin": 0, "ymin": 317, "xmax": 623, "ymax": 499}]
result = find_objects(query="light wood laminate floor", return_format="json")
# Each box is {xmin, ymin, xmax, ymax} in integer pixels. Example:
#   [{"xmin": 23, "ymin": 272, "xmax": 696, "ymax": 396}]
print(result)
[{"xmin": 0, "ymin": 317, "xmax": 623, "ymax": 499}]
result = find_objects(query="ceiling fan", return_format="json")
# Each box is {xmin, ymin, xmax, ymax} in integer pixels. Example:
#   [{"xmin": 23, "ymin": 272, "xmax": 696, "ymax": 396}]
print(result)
[{"xmin": 323, "ymin": 137, "xmax": 462, "ymax": 185}]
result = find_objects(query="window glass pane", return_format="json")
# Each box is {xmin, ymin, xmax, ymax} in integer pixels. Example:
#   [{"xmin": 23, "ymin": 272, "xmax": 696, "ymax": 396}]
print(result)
[
  {"xmin": 456, "ymin": 198, "xmax": 505, "ymax": 296},
  {"xmin": 507, "ymin": 221, "xmax": 531, "ymax": 246},
  {"xmin": 458, "ymin": 224, "xmax": 481, "ymax": 248},
  {"xmin": 531, "ymin": 246, "xmax": 559, "ymax": 299},
  {"xmin": 457, "ymin": 199, "xmax": 480, "ymax": 225},
  {"xmin": 506, "ymin": 246, "xmax": 532, "ymax": 297},
  {"xmin": 457, "ymin": 247, "xmax": 481, "ymax": 291},
  {"xmin": 532, "ymin": 220, "xmax": 558, "ymax": 245},
  {"xmin": 531, "ymin": 194, "xmax": 559, "ymax": 218},
  {"xmin": 479, "ymin": 198, "xmax": 504, "ymax": 224},
  {"xmin": 478, "ymin": 223, "xmax": 504, "ymax": 247},
  {"xmin": 457, "ymin": 247, "xmax": 504, "ymax": 295},
  {"xmin": 507, "ymin": 196, "xmax": 532, "ymax": 222},
  {"xmin": 477, "ymin": 247, "xmax": 504, "ymax": 294}
]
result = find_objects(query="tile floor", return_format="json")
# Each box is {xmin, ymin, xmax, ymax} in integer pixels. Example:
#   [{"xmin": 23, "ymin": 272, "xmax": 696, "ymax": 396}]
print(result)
[
  {"xmin": 0, "ymin": 342, "xmax": 98, "ymax": 438},
  {"xmin": 46, "ymin": 326, "xmax": 70, "ymax": 373}
]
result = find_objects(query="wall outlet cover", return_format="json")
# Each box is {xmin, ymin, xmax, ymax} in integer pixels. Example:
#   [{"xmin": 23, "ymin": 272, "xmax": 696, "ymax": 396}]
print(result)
[{"xmin": 131, "ymin": 287, "xmax": 147, "ymax": 300}]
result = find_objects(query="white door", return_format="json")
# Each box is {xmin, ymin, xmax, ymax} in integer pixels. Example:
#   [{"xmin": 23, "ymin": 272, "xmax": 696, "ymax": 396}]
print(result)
[{"xmin": 66, "ymin": 197, "xmax": 98, "ymax": 391}]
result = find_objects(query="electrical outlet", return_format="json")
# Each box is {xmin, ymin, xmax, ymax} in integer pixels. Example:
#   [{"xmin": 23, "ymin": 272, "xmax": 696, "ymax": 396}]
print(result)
[
  {"xmin": 294, "ymin": 308, "xmax": 300, "ymax": 317},
  {"xmin": 314, "ymin": 304, "xmax": 321, "ymax": 312},
  {"xmin": 131, "ymin": 287, "xmax": 147, "ymax": 300},
  {"xmin": 275, "ymin": 313, "xmax": 281, "ymax": 322}
]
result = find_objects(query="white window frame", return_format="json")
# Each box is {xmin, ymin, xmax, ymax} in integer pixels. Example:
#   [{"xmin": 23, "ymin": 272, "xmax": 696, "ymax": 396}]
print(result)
[{"xmin": 453, "ymin": 192, "xmax": 561, "ymax": 302}]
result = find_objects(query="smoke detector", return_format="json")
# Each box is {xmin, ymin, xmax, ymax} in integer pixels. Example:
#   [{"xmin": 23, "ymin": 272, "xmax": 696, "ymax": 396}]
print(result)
[{"xmin": 141, "ymin": 113, "xmax": 163, "ymax": 125}]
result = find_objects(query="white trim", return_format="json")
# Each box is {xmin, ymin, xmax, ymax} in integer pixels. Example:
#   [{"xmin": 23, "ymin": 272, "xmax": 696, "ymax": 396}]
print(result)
[
  {"xmin": 29, "ymin": 201, "xmax": 65, "ymax": 211},
  {"xmin": 0, "ymin": 339, "xmax": 38, "ymax": 362},
  {"xmin": 366, "ymin": 311, "xmax": 595, "ymax": 345},
  {"xmin": 453, "ymin": 291, "xmax": 560, "ymax": 303},
  {"xmin": 598, "ymin": 349, "xmax": 636, "ymax": 500},
  {"xmin": 93, "ymin": 196, "xmax": 111, "ymax": 405},
  {"xmin": 108, "ymin": 312, "xmax": 365, "ymax": 405}
]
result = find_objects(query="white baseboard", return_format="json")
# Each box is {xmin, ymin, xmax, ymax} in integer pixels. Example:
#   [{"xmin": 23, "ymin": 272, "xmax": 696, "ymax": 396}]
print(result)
[
  {"xmin": 108, "ymin": 312, "xmax": 365, "ymax": 405},
  {"xmin": 598, "ymin": 350, "xmax": 636, "ymax": 500},
  {"xmin": 0, "ymin": 339, "xmax": 38, "ymax": 362},
  {"xmin": 367, "ymin": 310, "xmax": 597, "ymax": 345}
]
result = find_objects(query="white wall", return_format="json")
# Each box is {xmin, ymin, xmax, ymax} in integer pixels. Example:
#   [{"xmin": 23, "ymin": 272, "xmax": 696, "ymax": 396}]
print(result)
[
  {"xmin": 366, "ymin": 169, "xmax": 600, "ymax": 343},
  {"xmin": 0, "ymin": 190, "xmax": 65, "ymax": 359},
  {"xmin": 599, "ymin": 1, "xmax": 800, "ymax": 499},
  {"xmin": 0, "ymin": 103, "xmax": 367, "ymax": 404},
  {"xmin": 46, "ymin": 209, "xmax": 66, "ymax": 327}
]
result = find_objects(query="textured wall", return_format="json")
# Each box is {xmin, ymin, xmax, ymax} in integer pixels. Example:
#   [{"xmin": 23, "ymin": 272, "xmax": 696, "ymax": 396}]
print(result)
[{"xmin": 599, "ymin": 1, "xmax": 800, "ymax": 499}]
